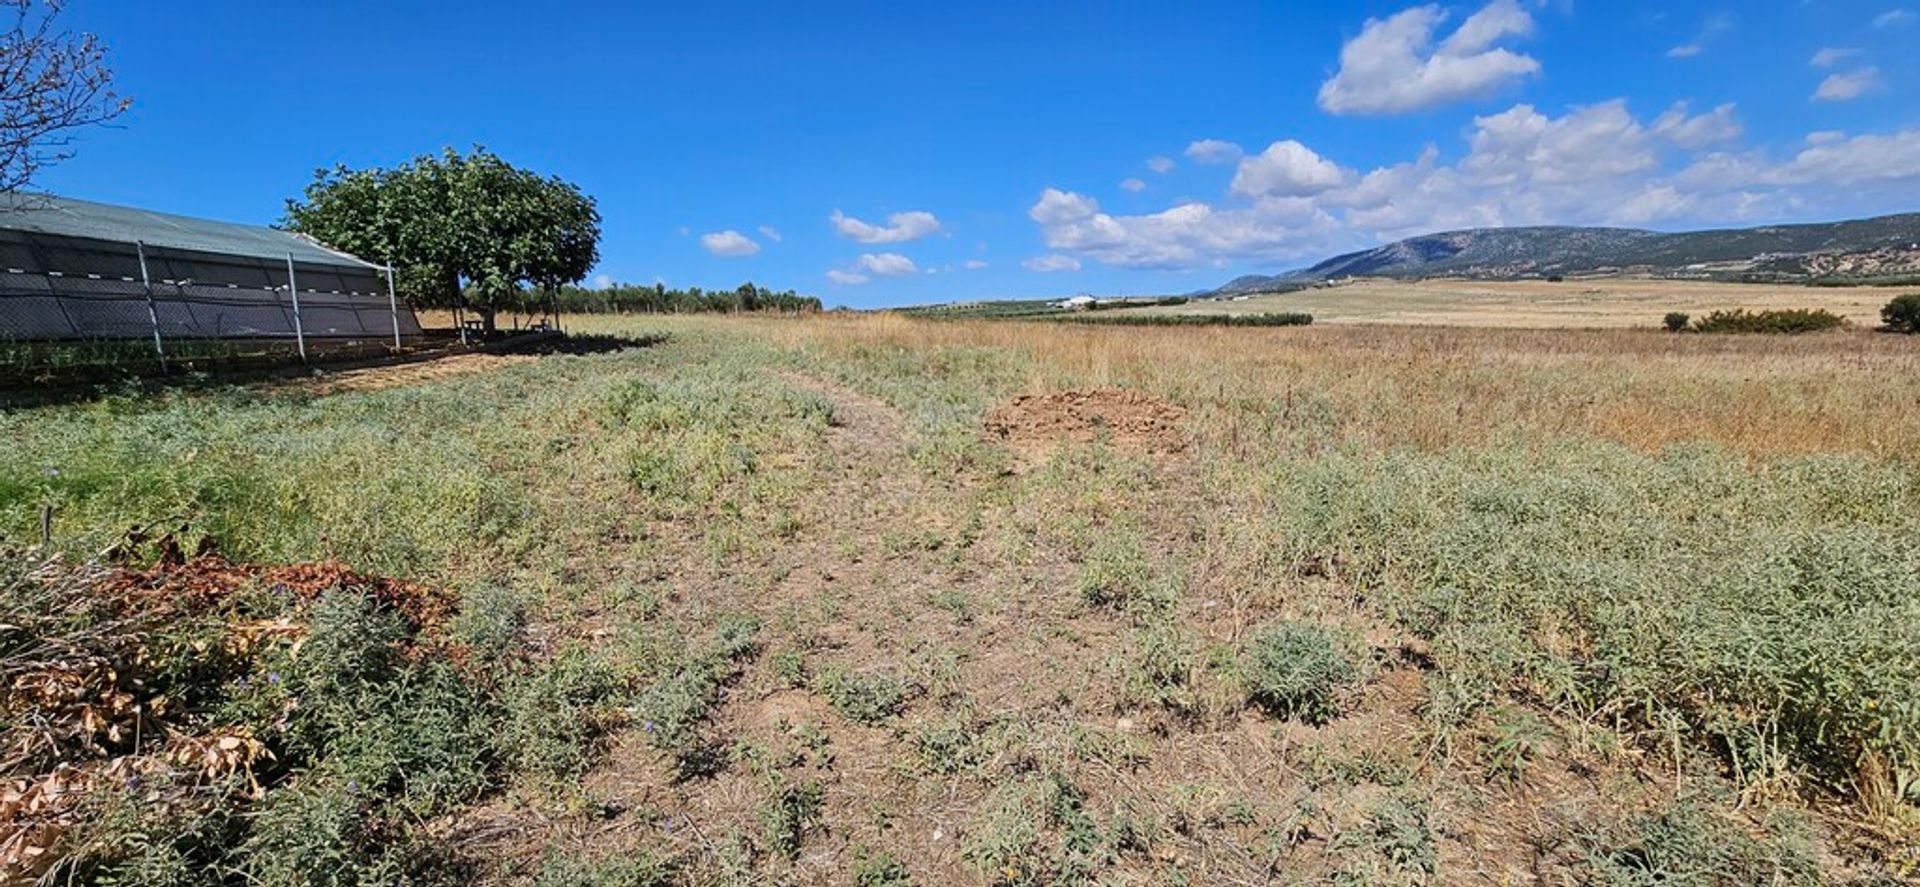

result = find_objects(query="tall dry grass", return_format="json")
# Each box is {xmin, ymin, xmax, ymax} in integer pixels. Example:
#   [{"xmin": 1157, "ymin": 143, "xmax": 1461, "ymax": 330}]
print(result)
[{"xmin": 696, "ymin": 314, "xmax": 1920, "ymax": 461}]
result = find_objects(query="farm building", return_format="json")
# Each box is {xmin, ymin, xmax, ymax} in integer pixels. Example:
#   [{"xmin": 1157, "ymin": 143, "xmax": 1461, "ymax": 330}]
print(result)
[{"xmin": 0, "ymin": 193, "xmax": 420, "ymax": 344}]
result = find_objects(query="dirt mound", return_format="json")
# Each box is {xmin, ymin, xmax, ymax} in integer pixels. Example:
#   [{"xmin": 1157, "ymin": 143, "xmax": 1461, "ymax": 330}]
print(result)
[
  {"xmin": 983, "ymin": 388, "xmax": 1188, "ymax": 454},
  {"xmin": 100, "ymin": 554, "xmax": 455, "ymax": 633}
]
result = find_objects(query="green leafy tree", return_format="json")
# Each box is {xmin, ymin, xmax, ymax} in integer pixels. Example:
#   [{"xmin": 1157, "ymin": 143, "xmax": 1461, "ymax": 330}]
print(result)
[
  {"xmin": 284, "ymin": 147, "xmax": 600, "ymax": 333},
  {"xmin": 1883, "ymin": 293, "xmax": 1920, "ymax": 333}
]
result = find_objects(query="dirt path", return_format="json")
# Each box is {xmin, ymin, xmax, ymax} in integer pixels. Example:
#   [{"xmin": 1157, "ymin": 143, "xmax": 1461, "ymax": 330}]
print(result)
[{"xmin": 278, "ymin": 352, "xmax": 537, "ymax": 395}]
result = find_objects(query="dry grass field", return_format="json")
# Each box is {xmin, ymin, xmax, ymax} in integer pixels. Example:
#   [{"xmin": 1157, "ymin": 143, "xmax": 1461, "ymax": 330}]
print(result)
[
  {"xmin": 2, "ymin": 314, "xmax": 1916, "ymax": 885},
  {"xmin": 1136, "ymin": 277, "xmax": 1908, "ymax": 328}
]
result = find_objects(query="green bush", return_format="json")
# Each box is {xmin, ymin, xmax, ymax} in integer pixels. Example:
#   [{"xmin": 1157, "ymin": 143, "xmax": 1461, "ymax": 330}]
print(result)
[
  {"xmin": 1882, "ymin": 293, "xmax": 1920, "ymax": 332},
  {"xmin": 814, "ymin": 664, "xmax": 912, "ymax": 724},
  {"xmin": 1583, "ymin": 803, "xmax": 1821, "ymax": 887},
  {"xmin": 1662, "ymin": 312, "xmax": 1691, "ymax": 332},
  {"xmin": 532, "ymin": 849, "xmax": 677, "ymax": 887},
  {"xmin": 1690, "ymin": 308, "xmax": 1844, "ymax": 334},
  {"xmin": 1241, "ymin": 621, "xmax": 1366, "ymax": 724},
  {"xmin": 759, "ymin": 777, "xmax": 825, "ymax": 858}
]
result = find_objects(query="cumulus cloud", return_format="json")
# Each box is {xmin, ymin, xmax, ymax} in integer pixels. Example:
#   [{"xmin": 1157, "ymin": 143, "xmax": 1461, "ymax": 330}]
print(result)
[
  {"xmin": 757, "ymin": 225, "xmax": 782, "ymax": 242},
  {"xmin": 1231, "ymin": 140, "xmax": 1348, "ymax": 198},
  {"xmin": 1318, "ymin": 1, "xmax": 1540, "ymax": 115},
  {"xmin": 1023, "ymin": 254, "xmax": 1082, "ymax": 272},
  {"xmin": 1027, "ymin": 187, "xmax": 1339, "ymax": 269},
  {"xmin": 589, "ymin": 273, "xmax": 614, "ymax": 290},
  {"xmin": 1651, "ymin": 102, "xmax": 1742, "ymax": 149},
  {"xmin": 854, "ymin": 252, "xmax": 919, "ymax": 276},
  {"xmin": 1025, "ymin": 96, "xmax": 1920, "ymax": 273},
  {"xmin": 829, "ymin": 209, "xmax": 942, "ymax": 244},
  {"xmin": 1120, "ymin": 177, "xmax": 1147, "ymax": 193},
  {"xmin": 1185, "ymin": 139, "xmax": 1245, "ymax": 164},
  {"xmin": 963, "ymin": 259, "xmax": 989, "ymax": 270},
  {"xmin": 700, "ymin": 230, "xmax": 760, "ymax": 256},
  {"xmin": 1147, "ymin": 156, "xmax": 1176, "ymax": 174},
  {"xmin": 825, "ymin": 269, "xmax": 870, "ymax": 285},
  {"xmin": 1814, "ymin": 67, "xmax": 1883, "ymax": 101},
  {"xmin": 1771, "ymin": 128, "xmax": 1920, "ymax": 185},
  {"xmin": 1872, "ymin": 8, "xmax": 1916, "ymax": 28}
]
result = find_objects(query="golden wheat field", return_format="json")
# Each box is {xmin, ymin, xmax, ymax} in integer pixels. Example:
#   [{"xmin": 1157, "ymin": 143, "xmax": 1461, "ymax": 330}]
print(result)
[{"xmin": 1137, "ymin": 277, "xmax": 1907, "ymax": 328}]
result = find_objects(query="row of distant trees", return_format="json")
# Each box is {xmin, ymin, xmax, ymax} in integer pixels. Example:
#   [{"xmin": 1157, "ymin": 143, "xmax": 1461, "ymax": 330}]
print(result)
[{"xmin": 553, "ymin": 281, "xmax": 820, "ymax": 315}]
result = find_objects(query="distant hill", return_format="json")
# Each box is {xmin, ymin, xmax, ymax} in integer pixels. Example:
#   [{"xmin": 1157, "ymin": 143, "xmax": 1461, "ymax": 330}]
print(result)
[{"xmin": 1213, "ymin": 213, "xmax": 1920, "ymax": 294}]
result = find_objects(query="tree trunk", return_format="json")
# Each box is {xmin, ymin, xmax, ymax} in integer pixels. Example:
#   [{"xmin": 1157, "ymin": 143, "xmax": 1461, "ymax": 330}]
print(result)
[{"xmin": 478, "ymin": 306, "xmax": 498, "ymax": 335}]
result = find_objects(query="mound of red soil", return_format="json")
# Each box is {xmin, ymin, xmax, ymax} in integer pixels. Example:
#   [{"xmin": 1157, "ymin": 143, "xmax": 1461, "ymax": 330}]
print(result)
[{"xmin": 983, "ymin": 388, "xmax": 1188, "ymax": 454}]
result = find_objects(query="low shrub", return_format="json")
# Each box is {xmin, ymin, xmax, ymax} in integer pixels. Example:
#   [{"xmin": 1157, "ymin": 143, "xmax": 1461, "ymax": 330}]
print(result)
[
  {"xmin": 1690, "ymin": 308, "xmax": 1844, "ymax": 334},
  {"xmin": 532, "ymin": 850, "xmax": 677, "ymax": 887},
  {"xmin": 1241, "ymin": 621, "xmax": 1366, "ymax": 724},
  {"xmin": 1882, "ymin": 293, "xmax": 1920, "ymax": 332},
  {"xmin": 1662, "ymin": 312, "xmax": 1691, "ymax": 332},
  {"xmin": 1582, "ymin": 802, "xmax": 1821, "ymax": 887},
  {"xmin": 759, "ymin": 777, "xmax": 825, "ymax": 858},
  {"xmin": 814, "ymin": 664, "xmax": 912, "ymax": 724}
]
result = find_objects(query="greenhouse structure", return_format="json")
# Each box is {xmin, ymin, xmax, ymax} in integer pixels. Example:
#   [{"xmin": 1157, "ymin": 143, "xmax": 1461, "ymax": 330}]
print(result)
[{"xmin": 0, "ymin": 193, "xmax": 420, "ymax": 349}]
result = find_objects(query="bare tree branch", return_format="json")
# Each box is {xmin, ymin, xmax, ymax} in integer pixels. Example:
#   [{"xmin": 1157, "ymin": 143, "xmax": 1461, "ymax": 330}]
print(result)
[{"xmin": 0, "ymin": 0, "xmax": 128, "ymax": 193}]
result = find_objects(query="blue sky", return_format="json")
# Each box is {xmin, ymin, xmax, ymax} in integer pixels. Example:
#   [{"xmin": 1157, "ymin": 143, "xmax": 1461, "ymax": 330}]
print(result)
[{"xmin": 46, "ymin": 1, "xmax": 1920, "ymax": 307}]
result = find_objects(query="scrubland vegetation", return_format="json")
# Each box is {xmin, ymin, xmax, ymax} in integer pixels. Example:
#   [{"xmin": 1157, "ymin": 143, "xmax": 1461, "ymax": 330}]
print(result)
[{"xmin": 2, "ymin": 315, "xmax": 1917, "ymax": 884}]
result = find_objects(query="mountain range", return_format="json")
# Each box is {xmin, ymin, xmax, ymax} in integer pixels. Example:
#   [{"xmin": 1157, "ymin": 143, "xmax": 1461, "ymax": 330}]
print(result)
[{"xmin": 1211, "ymin": 213, "xmax": 1920, "ymax": 295}]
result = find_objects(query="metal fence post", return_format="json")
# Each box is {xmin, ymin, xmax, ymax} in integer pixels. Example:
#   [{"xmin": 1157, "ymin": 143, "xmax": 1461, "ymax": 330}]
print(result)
[
  {"xmin": 134, "ymin": 241, "xmax": 167, "ymax": 371},
  {"xmin": 384, "ymin": 264, "xmax": 402, "ymax": 350},
  {"xmin": 285, "ymin": 253, "xmax": 307, "ymax": 363}
]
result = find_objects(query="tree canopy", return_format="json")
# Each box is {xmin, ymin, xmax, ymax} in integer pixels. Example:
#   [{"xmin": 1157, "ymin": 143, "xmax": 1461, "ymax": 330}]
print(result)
[
  {"xmin": 283, "ymin": 147, "xmax": 601, "ymax": 331},
  {"xmin": 553, "ymin": 281, "xmax": 821, "ymax": 315}
]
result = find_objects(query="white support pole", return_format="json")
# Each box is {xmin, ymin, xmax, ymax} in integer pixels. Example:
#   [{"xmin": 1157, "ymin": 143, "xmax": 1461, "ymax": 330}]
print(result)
[
  {"xmin": 134, "ymin": 241, "xmax": 167, "ymax": 371},
  {"xmin": 285, "ymin": 253, "xmax": 307, "ymax": 364},
  {"xmin": 384, "ymin": 264, "xmax": 402, "ymax": 350}
]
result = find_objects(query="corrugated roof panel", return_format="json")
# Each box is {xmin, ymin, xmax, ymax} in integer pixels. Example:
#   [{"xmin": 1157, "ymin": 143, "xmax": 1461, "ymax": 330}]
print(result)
[{"xmin": 0, "ymin": 193, "xmax": 383, "ymax": 270}]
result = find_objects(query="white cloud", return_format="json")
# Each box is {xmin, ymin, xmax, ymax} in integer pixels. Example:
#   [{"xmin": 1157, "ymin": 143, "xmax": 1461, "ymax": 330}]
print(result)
[
  {"xmin": 1023, "ymin": 254, "xmax": 1082, "ymax": 272},
  {"xmin": 1231, "ymin": 140, "xmax": 1347, "ymax": 198},
  {"xmin": 1028, "ymin": 99, "xmax": 1920, "ymax": 273},
  {"xmin": 854, "ymin": 252, "xmax": 919, "ymax": 276},
  {"xmin": 1872, "ymin": 8, "xmax": 1916, "ymax": 28},
  {"xmin": 962, "ymin": 259, "xmax": 989, "ymax": 270},
  {"xmin": 700, "ymin": 230, "xmax": 760, "ymax": 256},
  {"xmin": 1810, "ymin": 47, "xmax": 1862, "ymax": 68},
  {"xmin": 757, "ymin": 225, "xmax": 782, "ymax": 242},
  {"xmin": 1027, "ymin": 187, "xmax": 1340, "ymax": 269},
  {"xmin": 829, "ymin": 209, "xmax": 942, "ymax": 243},
  {"xmin": 589, "ymin": 273, "xmax": 614, "ymax": 289},
  {"xmin": 1651, "ymin": 102, "xmax": 1742, "ymax": 149},
  {"xmin": 1814, "ymin": 67, "xmax": 1883, "ymax": 101},
  {"xmin": 1147, "ymin": 156, "xmax": 1176, "ymax": 174},
  {"xmin": 1185, "ymin": 139, "xmax": 1245, "ymax": 164},
  {"xmin": 825, "ymin": 269, "xmax": 870, "ymax": 285},
  {"xmin": 1667, "ymin": 13, "xmax": 1733, "ymax": 59},
  {"xmin": 1318, "ymin": 1, "xmax": 1540, "ymax": 115},
  {"xmin": 1771, "ymin": 128, "xmax": 1920, "ymax": 185},
  {"xmin": 1461, "ymin": 101, "xmax": 1655, "ymax": 185},
  {"xmin": 1120, "ymin": 177, "xmax": 1147, "ymax": 193}
]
